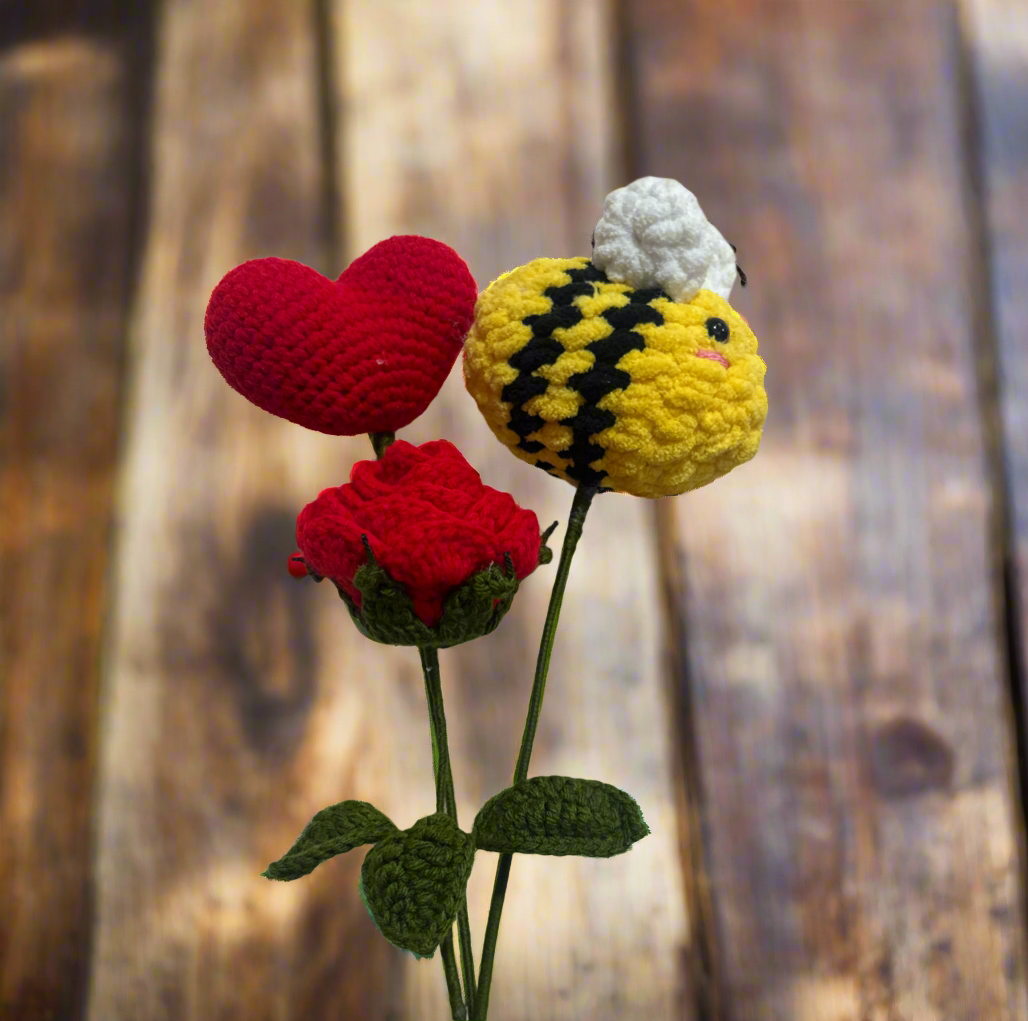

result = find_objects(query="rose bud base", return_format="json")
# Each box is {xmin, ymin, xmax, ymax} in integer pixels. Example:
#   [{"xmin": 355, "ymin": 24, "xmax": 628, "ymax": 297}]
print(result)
[{"xmin": 336, "ymin": 545, "xmax": 522, "ymax": 649}]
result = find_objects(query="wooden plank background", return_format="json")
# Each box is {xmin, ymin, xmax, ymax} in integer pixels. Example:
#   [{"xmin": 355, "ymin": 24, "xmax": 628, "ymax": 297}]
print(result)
[
  {"xmin": 0, "ymin": 3, "xmax": 154, "ymax": 1018},
  {"xmin": 963, "ymin": 0, "xmax": 1028, "ymax": 811},
  {"xmin": 2, "ymin": 1, "xmax": 1027, "ymax": 1020},
  {"xmin": 633, "ymin": 1, "xmax": 1028, "ymax": 1018}
]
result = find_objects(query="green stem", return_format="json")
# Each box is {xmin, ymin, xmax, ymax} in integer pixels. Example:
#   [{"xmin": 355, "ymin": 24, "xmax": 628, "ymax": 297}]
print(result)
[
  {"xmin": 420, "ymin": 645, "xmax": 477, "ymax": 1020},
  {"xmin": 472, "ymin": 482, "xmax": 598, "ymax": 1020},
  {"xmin": 369, "ymin": 430, "xmax": 396, "ymax": 459},
  {"xmin": 439, "ymin": 937, "xmax": 465, "ymax": 1019}
]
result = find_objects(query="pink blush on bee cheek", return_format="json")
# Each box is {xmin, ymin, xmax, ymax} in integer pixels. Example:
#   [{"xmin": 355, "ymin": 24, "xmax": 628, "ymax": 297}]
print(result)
[{"xmin": 694, "ymin": 349, "xmax": 730, "ymax": 369}]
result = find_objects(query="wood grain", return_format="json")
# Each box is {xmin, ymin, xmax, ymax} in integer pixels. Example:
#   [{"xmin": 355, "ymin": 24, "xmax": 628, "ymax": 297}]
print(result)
[
  {"xmin": 331, "ymin": 1, "xmax": 692, "ymax": 1018},
  {"xmin": 625, "ymin": 0, "xmax": 1028, "ymax": 1018},
  {"xmin": 87, "ymin": 1, "xmax": 405, "ymax": 1018},
  {"xmin": 962, "ymin": 0, "xmax": 1028, "ymax": 801},
  {"xmin": 0, "ymin": 36, "xmax": 138, "ymax": 1021},
  {"xmin": 11, "ymin": 1, "xmax": 1024, "ymax": 1017}
]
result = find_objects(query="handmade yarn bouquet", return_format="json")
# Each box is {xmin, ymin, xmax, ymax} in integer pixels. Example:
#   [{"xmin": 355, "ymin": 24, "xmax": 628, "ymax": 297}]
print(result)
[{"xmin": 205, "ymin": 176, "xmax": 767, "ymax": 1020}]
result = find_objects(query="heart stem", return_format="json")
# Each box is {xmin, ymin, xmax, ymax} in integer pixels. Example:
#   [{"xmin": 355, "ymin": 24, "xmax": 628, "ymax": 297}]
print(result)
[{"xmin": 369, "ymin": 431, "xmax": 396, "ymax": 459}]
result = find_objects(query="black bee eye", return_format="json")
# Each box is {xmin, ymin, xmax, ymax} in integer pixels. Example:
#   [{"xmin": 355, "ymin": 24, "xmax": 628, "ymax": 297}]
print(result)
[{"xmin": 705, "ymin": 317, "xmax": 730, "ymax": 342}]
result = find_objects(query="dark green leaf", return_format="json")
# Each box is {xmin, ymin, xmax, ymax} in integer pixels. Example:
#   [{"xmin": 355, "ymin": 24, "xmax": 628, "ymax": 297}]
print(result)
[
  {"xmin": 263, "ymin": 800, "xmax": 398, "ymax": 880},
  {"xmin": 471, "ymin": 775, "xmax": 650, "ymax": 857},
  {"xmin": 360, "ymin": 813, "xmax": 476, "ymax": 958}
]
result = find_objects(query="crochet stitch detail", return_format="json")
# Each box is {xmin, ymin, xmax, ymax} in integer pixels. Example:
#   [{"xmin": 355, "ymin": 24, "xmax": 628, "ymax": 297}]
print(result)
[
  {"xmin": 463, "ymin": 257, "xmax": 768, "ymax": 498},
  {"xmin": 471, "ymin": 776, "xmax": 650, "ymax": 858},
  {"xmin": 359, "ymin": 813, "xmax": 476, "ymax": 959},
  {"xmin": 591, "ymin": 176, "xmax": 737, "ymax": 302},
  {"xmin": 204, "ymin": 236, "xmax": 478, "ymax": 435},
  {"xmin": 335, "ymin": 540, "xmax": 522, "ymax": 648},
  {"xmin": 296, "ymin": 439, "xmax": 546, "ymax": 630},
  {"xmin": 263, "ymin": 800, "xmax": 398, "ymax": 880}
]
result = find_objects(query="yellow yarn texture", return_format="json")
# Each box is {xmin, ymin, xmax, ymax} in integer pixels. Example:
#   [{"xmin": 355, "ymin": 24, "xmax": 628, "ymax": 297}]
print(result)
[{"xmin": 463, "ymin": 257, "xmax": 768, "ymax": 499}]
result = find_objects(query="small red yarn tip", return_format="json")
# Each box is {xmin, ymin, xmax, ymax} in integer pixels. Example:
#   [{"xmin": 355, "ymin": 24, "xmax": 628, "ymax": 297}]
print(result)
[
  {"xmin": 287, "ymin": 554, "xmax": 308, "ymax": 579},
  {"xmin": 296, "ymin": 439, "xmax": 542, "ymax": 628},
  {"xmin": 204, "ymin": 236, "xmax": 478, "ymax": 435}
]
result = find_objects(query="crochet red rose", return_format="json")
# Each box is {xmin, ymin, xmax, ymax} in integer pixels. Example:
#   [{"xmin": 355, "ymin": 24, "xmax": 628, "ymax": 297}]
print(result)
[
  {"xmin": 204, "ymin": 235, "xmax": 477, "ymax": 435},
  {"xmin": 295, "ymin": 439, "xmax": 553, "ymax": 647}
]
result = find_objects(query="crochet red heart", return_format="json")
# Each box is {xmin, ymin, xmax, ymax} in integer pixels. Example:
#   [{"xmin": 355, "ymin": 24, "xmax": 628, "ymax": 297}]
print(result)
[{"xmin": 204, "ymin": 235, "xmax": 478, "ymax": 435}]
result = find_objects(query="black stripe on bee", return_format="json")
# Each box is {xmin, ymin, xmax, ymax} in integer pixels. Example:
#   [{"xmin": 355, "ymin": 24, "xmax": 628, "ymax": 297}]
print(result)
[{"xmin": 502, "ymin": 260, "xmax": 668, "ymax": 489}]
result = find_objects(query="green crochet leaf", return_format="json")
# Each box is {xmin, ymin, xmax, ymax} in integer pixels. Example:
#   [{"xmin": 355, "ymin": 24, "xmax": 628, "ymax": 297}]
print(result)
[
  {"xmin": 263, "ymin": 800, "xmax": 398, "ymax": 880},
  {"xmin": 471, "ymin": 776, "xmax": 650, "ymax": 858},
  {"xmin": 360, "ymin": 812, "xmax": 476, "ymax": 959}
]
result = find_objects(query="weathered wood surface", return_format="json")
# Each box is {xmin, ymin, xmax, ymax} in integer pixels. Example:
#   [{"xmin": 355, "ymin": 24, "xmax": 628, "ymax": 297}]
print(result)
[
  {"xmin": 332, "ymin": 1, "xmax": 690, "ymax": 1017},
  {"xmin": 627, "ymin": 0, "xmax": 1028, "ymax": 1018},
  {"xmin": 963, "ymin": 0, "xmax": 1028, "ymax": 788},
  {"xmin": 0, "ymin": 29, "xmax": 142, "ymax": 1021},
  {"xmin": 86, "ymin": 1, "xmax": 406, "ymax": 1018},
  {"xmin": 5, "ymin": 0, "xmax": 1028, "ymax": 1018}
]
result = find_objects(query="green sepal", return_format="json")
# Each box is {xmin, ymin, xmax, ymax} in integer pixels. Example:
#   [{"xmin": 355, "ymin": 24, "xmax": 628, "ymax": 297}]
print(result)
[
  {"xmin": 262, "ymin": 800, "xmax": 398, "ymax": 880},
  {"xmin": 471, "ymin": 775, "xmax": 650, "ymax": 858},
  {"xmin": 538, "ymin": 520, "xmax": 559, "ymax": 565},
  {"xmin": 360, "ymin": 812, "xmax": 476, "ymax": 959},
  {"xmin": 337, "ymin": 539, "xmax": 522, "ymax": 649}
]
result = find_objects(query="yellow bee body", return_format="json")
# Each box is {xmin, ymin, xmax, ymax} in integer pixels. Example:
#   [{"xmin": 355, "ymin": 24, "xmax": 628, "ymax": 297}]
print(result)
[{"xmin": 463, "ymin": 257, "xmax": 768, "ymax": 499}]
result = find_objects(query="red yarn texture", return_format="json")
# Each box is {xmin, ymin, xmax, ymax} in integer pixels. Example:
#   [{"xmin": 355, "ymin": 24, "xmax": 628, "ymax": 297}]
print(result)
[
  {"xmin": 296, "ymin": 440, "xmax": 542, "ymax": 627},
  {"xmin": 204, "ymin": 236, "xmax": 478, "ymax": 435}
]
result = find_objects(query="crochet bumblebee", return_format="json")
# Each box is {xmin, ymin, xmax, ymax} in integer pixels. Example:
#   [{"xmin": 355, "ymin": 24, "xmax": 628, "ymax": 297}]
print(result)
[{"xmin": 463, "ymin": 248, "xmax": 768, "ymax": 500}]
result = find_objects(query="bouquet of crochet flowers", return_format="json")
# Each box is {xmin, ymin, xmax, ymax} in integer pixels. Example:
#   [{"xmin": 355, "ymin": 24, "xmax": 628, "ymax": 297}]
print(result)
[{"xmin": 204, "ymin": 176, "xmax": 768, "ymax": 1020}]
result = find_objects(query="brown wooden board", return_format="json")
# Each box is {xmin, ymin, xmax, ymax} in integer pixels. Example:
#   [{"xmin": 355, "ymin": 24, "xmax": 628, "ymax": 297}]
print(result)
[
  {"xmin": 330, "ymin": 1, "xmax": 693, "ymax": 1018},
  {"xmin": 86, "ymin": 1, "xmax": 407, "ymax": 1017},
  {"xmin": 0, "ymin": 35, "xmax": 140, "ymax": 1021},
  {"xmin": 962, "ymin": 0, "xmax": 1028, "ymax": 810},
  {"xmin": 624, "ymin": 0, "xmax": 1028, "ymax": 1018}
]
